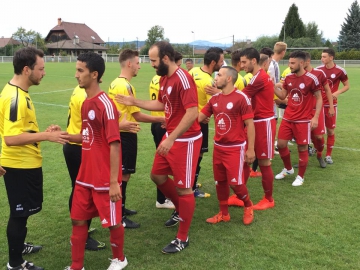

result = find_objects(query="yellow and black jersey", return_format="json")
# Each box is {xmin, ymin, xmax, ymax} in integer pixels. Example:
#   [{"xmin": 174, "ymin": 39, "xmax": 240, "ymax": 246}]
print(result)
[
  {"xmin": 0, "ymin": 83, "xmax": 42, "ymax": 168},
  {"xmin": 189, "ymin": 67, "xmax": 213, "ymax": 111},
  {"xmin": 108, "ymin": 77, "xmax": 140, "ymax": 132},
  {"xmin": 235, "ymin": 72, "xmax": 253, "ymax": 91},
  {"xmin": 149, "ymin": 75, "xmax": 164, "ymax": 117},
  {"xmin": 66, "ymin": 86, "xmax": 86, "ymax": 145},
  {"xmin": 280, "ymin": 67, "xmax": 291, "ymax": 83}
]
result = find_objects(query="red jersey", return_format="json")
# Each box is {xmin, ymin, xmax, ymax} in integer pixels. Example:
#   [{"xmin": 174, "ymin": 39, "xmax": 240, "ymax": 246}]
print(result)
[
  {"xmin": 158, "ymin": 67, "xmax": 201, "ymax": 138},
  {"xmin": 316, "ymin": 64, "xmax": 348, "ymax": 107},
  {"xmin": 283, "ymin": 72, "xmax": 321, "ymax": 122},
  {"xmin": 201, "ymin": 89, "xmax": 253, "ymax": 145},
  {"xmin": 76, "ymin": 92, "xmax": 121, "ymax": 191},
  {"xmin": 310, "ymin": 68, "xmax": 328, "ymax": 109},
  {"xmin": 242, "ymin": 69, "xmax": 274, "ymax": 120}
]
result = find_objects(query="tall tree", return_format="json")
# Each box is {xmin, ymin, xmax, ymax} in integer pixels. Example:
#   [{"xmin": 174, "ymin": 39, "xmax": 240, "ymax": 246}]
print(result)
[
  {"xmin": 140, "ymin": 25, "xmax": 168, "ymax": 55},
  {"xmin": 305, "ymin": 22, "xmax": 323, "ymax": 45},
  {"xmin": 338, "ymin": 0, "xmax": 360, "ymax": 50},
  {"xmin": 12, "ymin": 27, "xmax": 36, "ymax": 47},
  {"xmin": 279, "ymin": 4, "xmax": 306, "ymax": 41}
]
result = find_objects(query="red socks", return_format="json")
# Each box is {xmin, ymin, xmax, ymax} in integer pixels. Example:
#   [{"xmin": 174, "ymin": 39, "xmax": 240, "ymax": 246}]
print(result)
[
  {"xmin": 278, "ymin": 147, "xmax": 292, "ymax": 170},
  {"xmin": 177, "ymin": 194, "xmax": 195, "ymax": 241},
  {"xmin": 326, "ymin": 134, "xmax": 335, "ymax": 156},
  {"xmin": 70, "ymin": 225, "xmax": 87, "ymax": 270},
  {"xmin": 298, "ymin": 150, "xmax": 308, "ymax": 178},
  {"xmin": 157, "ymin": 177, "xmax": 179, "ymax": 210},
  {"xmin": 232, "ymin": 184, "xmax": 252, "ymax": 207},
  {"xmin": 259, "ymin": 165, "xmax": 274, "ymax": 202},
  {"xmin": 110, "ymin": 225, "xmax": 125, "ymax": 261},
  {"xmin": 215, "ymin": 180, "xmax": 229, "ymax": 215}
]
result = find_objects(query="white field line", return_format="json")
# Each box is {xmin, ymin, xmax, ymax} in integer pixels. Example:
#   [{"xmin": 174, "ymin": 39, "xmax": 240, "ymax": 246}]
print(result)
[
  {"xmin": 209, "ymin": 127, "xmax": 360, "ymax": 152},
  {"xmin": 31, "ymin": 88, "xmax": 73, "ymax": 95},
  {"xmin": 32, "ymin": 101, "xmax": 68, "ymax": 108}
]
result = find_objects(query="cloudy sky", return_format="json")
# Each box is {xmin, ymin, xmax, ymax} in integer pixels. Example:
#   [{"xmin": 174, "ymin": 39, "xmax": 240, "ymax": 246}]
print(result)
[{"xmin": 0, "ymin": 0, "xmax": 356, "ymax": 44}]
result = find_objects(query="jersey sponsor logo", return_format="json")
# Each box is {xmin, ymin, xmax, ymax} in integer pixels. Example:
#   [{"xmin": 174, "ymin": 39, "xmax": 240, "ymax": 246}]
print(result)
[
  {"xmin": 101, "ymin": 218, "xmax": 108, "ymax": 225},
  {"xmin": 299, "ymin": 83, "xmax": 305, "ymax": 89},
  {"xmin": 215, "ymin": 113, "xmax": 232, "ymax": 135},
  {"xmin": 167, "ymin": 86, "xmax": 172, "ymax": 95},
  {"xmin": 82, "ymin": 120, "xmax": 94, "ymax": 150},
  {"xmin": 177, "ymin": 180, "xmax": 184, "ymax": 185},
  {"xmin": 88, "ymin": 110, "xmax": 95, "ymax": 120},
  {"xmin": 163, "ymin": 96, "xmax": 172, "ymax": 120},
  {"xmin": 226, "ymin": 102, "xmax": 233, "ymax": 110},
  {"xmin": 231, "ymin": 178, "xmax": 237, "ymax": 183},
  {"xmin": 289, "ymin": 89, "xmax": 303, "ymax": 106}
]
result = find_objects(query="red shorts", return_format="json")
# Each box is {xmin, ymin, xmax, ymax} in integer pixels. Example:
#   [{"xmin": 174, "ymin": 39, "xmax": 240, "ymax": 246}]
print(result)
[
  {"xmin": 278, "ymin": 120, "xmax": 311, "ymax": 145},
  {"xmin": 254, "ymin": 118, "xmax": 276, "ymax": 159},
  {"xmin": 311, "ymin": 107, "xmax": 326, "ymax": 136},
  {"xmin": 151, "ymin": 133, "xmax": 202, "ymax": 188},
  {"xmin": 324, "ymin": 106, "xmax": 337, "ymax": 129},
  {"xmin": 71, "ymin": 185, "xmax": 122, "ymax": 228},
  {"xmin": 213, "ymin": 142, "xmax": 246, "ymax": 185}
]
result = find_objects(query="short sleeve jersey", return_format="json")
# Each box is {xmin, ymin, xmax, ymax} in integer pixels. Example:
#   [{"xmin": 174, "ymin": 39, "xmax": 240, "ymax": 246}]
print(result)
[
  {"xmin": 316, "ymin": 64, "xmax": 348, "ymax": 106},
  {"xmin": 189, "ymin": 67, "xmax": 213, "ymax": 112},
  {"xmin": 242, "ymin": 69, "xmax": 274, "ymax": 120},
  {"xmin": 76, "ymin": 92, "xmax": 121, "ymax": 191},
  {"xmin": 283, "ymin": 72, "xmax": 321, "ymax": 122},
  {"xmin": 158, "ymin": 68, "xmax": 200, "ymax": 138},
  {"xmin": 234, "ymin": 73, "xmax": 253, "ymax": 91},
  {"xmin": 201, "ymin": 89, "xmax": 253, "ymax": 145},
  {"xmin": 66, "ymin": 86, "xmax": 86, "ymax": 145},
  {"xmin": 0, "ymin": 83, "xmax": 42, "ymax": 168},
  {"xmin": 108, "ymin": 77, "xmax": 140, "ymax": 131},
  {"xmin": 149, "ymin": 75, "xmax": 165, "ymax": 117},
  {"xmin": 268, "ymin": 60, "xmax": 280, "ymax": 83}
]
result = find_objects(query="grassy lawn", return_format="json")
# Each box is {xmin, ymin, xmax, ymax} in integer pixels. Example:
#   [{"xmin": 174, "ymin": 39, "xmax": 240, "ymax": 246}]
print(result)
[{"xmin": 0, "ymin": 62, "xmax": 359, "ymax": 270}]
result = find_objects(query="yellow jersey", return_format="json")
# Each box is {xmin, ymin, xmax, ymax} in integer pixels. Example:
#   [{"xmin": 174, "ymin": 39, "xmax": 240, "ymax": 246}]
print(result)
[
  {"xmin": 149, "ymin": 75, "xmax": 164, "ymax": 117},
  {"xmin": 235, "ymin": 72, "xmax": 253, "ymax": 90},
  {"xmin": 0, "ymin": 83, "xmax": 42, "ymax": 168},
  {"xmin": 66, "ymin": 86, "xmax": 86, "ymax": 145},
  {"xmin": 280, "ymin": 67, "xmax": 291, "ymax": 83},
  {"xmin": 189, "ymin": 67, "xmax": 213, "ymax": 111},
  {"xmin": 108, "ymin": 77, "xmax": 140, "ymax": 132}
]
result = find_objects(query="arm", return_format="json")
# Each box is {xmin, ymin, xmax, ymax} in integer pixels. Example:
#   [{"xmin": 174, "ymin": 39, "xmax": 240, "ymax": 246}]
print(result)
[
  {"xmin": 198, "ymin": 112, "xmax": 210, "ymax": 124},
  {"xmin": 115, "ymin": 94, "xmax": 165, "ymax": 112},
  {"xmin": 244, "ymin": 118, "xmax": 255, "ymax": 165},
  {"xmin": 310, "ymin": 91, "xmax": 323, "ymax": 130},
  {"xmin": 323, "ymin": 83, "xmax": 335, "ymax": 116},
  {"xmin": 4, "ymin": 130, "xmax": 70, "ymax": 146},
  {"xmin": 333, "ymin": 80, "xmax": 349, "ymax": 99},
  {"xmin": 0, "ymin": 166, "xmax": 6, "ymax": 177},
  {"xmin": 274, "ymin": 84, "xmax": 288, "ymax": 100},
  {"xmin": 156, "ymin": 106, "xmax": 198, "ymax": 156},
  {"xmin": 109, "ymin": 141, "xmax": 122, "ymax": 202},
  {"xmin": 119, "ymin": 114, "xmax": 141, "ymax": 133},
  {"xmin": 132, "ymin": 111, "xmax": 164, "ymax": 124},
  {"xmin": 204, "ymin": 85, "xmax": 221, "ymax": 96}
]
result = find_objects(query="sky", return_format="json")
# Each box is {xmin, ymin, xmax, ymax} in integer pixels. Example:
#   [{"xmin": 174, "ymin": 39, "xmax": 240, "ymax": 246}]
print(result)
[{"xmin": 0, "ymin": 0, "xmax": 356, "ymax": 45}]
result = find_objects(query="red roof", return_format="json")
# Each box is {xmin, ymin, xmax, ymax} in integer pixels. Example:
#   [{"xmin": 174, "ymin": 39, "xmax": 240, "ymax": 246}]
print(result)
[{"xmin": 0, "ymin": 37, "xmax": 20, "ymax": 48}]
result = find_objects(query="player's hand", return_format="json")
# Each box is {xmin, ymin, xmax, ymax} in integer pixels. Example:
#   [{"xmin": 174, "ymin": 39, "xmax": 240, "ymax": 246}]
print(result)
[
  {"xmin": 201, "ymin": 117, "xmax": 210, "ymax": 124},
  {"xmin": 310, "ymin": 117, "xmax": 318, "ymax": 130},
  {"xmin": 119, "ymin": 113, "xmax": 140, "ymax": 133},
  {"xmin": 109, "ymin": 182, "xmax": 122, "ymax": 202},
  {"xmin": 332, "ymin": 92, "xmax": 339, "ymax": 100},
  {"xmin": 245, "ymin": 149, "xmax": 256, "ymax": 165},
  {"xmin": 45, "ymin": 124, "xmax": 62, "ymax": 132},
  {"xmin": 0, "ymin": 166, "xmax": 6, "ymax": 177},
  {"xmin": 115, "ymin": 94, "xmax": 135, "ymax": 106},
  {"xmin": 47, "ymin": 131, "xmax": 70, "ymax": 144},
  {"xmin": 328, "ymin": 108, "xmax": 335, "ymax": 117},
  {"xmin": 205, "ymin": 85, "xmax": 221, "ymax": 96},
  {"xmin": 156, "ymin": 137, "xmax": 174, "ymax": 156}
]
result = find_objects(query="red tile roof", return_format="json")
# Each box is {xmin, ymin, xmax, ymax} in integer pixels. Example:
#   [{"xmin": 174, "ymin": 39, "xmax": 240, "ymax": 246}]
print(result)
[{"xmin": 0, "ymin": 37, "xmax": 21, "ymax": 48}]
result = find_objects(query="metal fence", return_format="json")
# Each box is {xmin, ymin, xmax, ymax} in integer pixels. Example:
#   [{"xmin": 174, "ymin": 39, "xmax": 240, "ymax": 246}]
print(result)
[{"xmin": 1, "ymin": 55, "xmax": 360, "ymax": 68}]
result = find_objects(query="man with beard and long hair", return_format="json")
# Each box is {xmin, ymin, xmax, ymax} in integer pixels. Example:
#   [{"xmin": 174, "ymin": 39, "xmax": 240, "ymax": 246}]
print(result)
[
  {"xmin": 116, "ymin": 41, "xmax": 201, "ymax": 254},
  {"xmin": 274, "ymin": 51, "xmax": 322, "ymax": 187},
  {"xmin": 0, "ymin": 47, "xmax": 69, "ymax": 270},
  {"xmin": 108, "ymin": 49, "xmax": 164, "ymax": 229}
]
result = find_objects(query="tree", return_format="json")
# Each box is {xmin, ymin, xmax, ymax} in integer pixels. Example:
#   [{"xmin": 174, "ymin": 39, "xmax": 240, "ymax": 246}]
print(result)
[
  {"xmin": 12, "ymin": 27, "xmax": 37, "ymax": 47},
  {"xmin": 171, "ymin": 44, "xmax": 192, "ymax": 56},
  {"xmin": 305, "ymin": 22, "xmax": 323, "ymax": 45},
  {"xmin": 279, "ymin": 3, "xmax": 306, "ymax": 41},
  {"xmin": 251, "ymin": 35, "xmax": 279, "ymax": 51},
  {"xmin": 338, "ymin": 0, "xmax": 360, "ymax": 50},
  {"xmin": 140, "ymin": 25, "xmax": 168, "ymax": 55}
]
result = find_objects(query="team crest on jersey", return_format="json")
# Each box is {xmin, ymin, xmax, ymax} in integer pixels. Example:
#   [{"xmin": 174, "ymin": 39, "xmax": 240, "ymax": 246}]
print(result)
[
  {"xmin": 226, "ymin": 102, "xmax": 233, "ymax": 110},
  {"xmin": 167, "ymin": 86, "xmax": 172, "ymax": 95},
  {"xmin": 215, "ymin": 112, "xmax": 231, "ymax": 135},
  {"xmin": 299, "ymin": 83, "xmax": 305, "ymax": 89},
  {"xmin": 81, "ymin": 120, "xmax": 94, "ymax": 150},
  {"xmin": 331, "ymin": 74, "xmax": 336, "ymax": 78},
  {"xmin": 290, "ymin": 89, "xmax": 303, "ymax": 106},
  {"xmin": 88, "ymin": 110, "xmax": 95, "ymax": 120}
]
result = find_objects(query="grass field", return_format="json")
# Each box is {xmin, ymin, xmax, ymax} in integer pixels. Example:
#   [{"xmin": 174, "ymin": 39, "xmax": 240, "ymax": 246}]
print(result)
[{"xmin": 0, "ymin": 62, "xmax": 360, "ymax": 270}]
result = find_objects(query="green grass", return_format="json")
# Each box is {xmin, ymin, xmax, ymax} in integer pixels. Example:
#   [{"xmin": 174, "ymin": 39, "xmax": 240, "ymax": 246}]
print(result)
[{"xmin": 0, "ymin": 62, "xmax": 360, "ymax": 269}]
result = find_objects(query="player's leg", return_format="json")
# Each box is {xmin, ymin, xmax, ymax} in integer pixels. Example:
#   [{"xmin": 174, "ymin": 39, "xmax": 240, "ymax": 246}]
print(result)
[
  {"xmin": 275, "ymin": 120, "xmax": 294, "ymax": 180},
  {"xmin": 324, "ymin": 107, "xmax": 337, "ymax": 164},
  {"xmin": 311, "ymin": 107, "xmax": 327, "ymax": 168}
]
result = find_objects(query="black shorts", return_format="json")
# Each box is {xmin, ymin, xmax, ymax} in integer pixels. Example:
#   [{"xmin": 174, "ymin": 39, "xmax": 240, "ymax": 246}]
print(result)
[
  {"xmin": 200, "ymin": 122, "xmax": 209, "ymax": 153},
  {"xmin": 120, "ymin": 132, "xmax": 137, "ymax": 174},
  {"xmin": 3, "ymin": 167, "xmax": 43, "ymax": 217},
  {"xmin": 151, "ymin": 122, "xmax": 166, "ymax": 149},
  {"xmin": 63, "ymin": 143, "xmax": 82, "ymax": 187}
]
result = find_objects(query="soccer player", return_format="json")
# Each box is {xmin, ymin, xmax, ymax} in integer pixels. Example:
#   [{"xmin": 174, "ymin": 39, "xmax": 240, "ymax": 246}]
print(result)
[
  {"xmin": 116, "ymin": 41, "xmax": 201, "ymax": 254},
  {"xmin": 150, "ymin": 51, "xmax": 183, "ymax": 210},
  {"xmin": 63, "ymin": 84, "xmax": 140, "ymax": 250},
  {"xmin": 199, "ymin": 66, "xmax": 255, "ymax": 225},
  {"xmin": 108, "ymin": 49, "xmax": 165, "ymax": 228},
  {"xmin": 185, "ymin": 58, "xmax": 194, "ymax": 71},
  {"xmin": 189, "ymin": 47, "xmax": 224, "ymax": 198},
  {"xmin": 65, "ymin": 52, "xmax": 127, "ymax": 270},
  {"xmin": 303, "ymin": 52, "xmax": 335, "ymax": 168},
  {"xmin": 239, "ymin": 48, "xmax": 277, "ymax": 210},
  {"xmin": 316, "ymin": 49, "xmax": 349, "ymax": 164},
  {"xmin": 274, "ymin": 51, "xmax": 323, "ymax": 187},
  {"xmin": 0, "ymin": 47, "xmax": 70, "ymax": 270}
]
